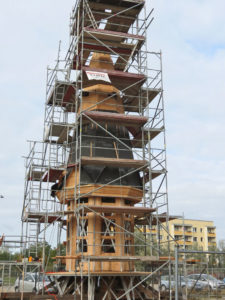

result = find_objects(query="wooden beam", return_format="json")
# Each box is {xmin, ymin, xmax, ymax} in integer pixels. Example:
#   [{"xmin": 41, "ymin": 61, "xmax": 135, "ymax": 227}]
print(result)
[
  {"xmin": 81, "ymin": 156, "xmax": 148, "ymax": 168},
  {"xmin": 83, "ymin": 110, "xmax": 148, "ymax": 127},
  {"xmin": 82, "ymin": 205, "xmax": 155, "ymax": 215},
  {"xmin": 55, "ymin": 255, "xmax": 159, "ymax": 262}
]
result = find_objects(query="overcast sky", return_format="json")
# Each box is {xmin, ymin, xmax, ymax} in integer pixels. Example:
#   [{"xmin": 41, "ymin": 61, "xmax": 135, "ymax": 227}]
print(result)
[{"xmin": 0, "ymin": 0, "xmax": 224, "ymax": 242}]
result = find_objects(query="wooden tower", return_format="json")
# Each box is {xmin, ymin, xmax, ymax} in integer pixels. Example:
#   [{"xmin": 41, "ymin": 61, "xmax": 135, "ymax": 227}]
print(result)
[
  {"xmin": 42, "ymin": 0, "xmax": 169, "ymax": 298},
  {"xmin": 54, "ymin": 52, "xmax": 155, "ymax": 275}
]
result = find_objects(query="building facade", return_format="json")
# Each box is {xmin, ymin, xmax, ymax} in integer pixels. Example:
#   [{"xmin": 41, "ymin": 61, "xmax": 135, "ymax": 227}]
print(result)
[{"xmin": 150, "ymin": 219, "xmax": 217, "ymax": 251}]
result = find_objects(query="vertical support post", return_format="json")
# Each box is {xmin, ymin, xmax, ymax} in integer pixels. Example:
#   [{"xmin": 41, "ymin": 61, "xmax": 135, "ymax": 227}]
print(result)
[
  {"xmin": 21, "ymin": 261, "xmax": 25, "ymax": 300},
  {"xmin": 88, "ymin": 277, "xmax": 95, "ymax": 300},
  {"xmin": 42, "ymin": 215, "xmax": 46, "ymax": 295},
  {"xmin": 175, "ymin": 244, "xmax": 179, "ymax": 300},
  {"xmin": 2, "ymin": 264, "xmax": 5, "ymax": 293}
]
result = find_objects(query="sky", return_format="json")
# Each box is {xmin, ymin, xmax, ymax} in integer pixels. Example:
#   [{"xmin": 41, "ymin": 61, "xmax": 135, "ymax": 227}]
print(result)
[{"xmin": 0, "ymin": 0, "xmax": 225, "ymax": 242}]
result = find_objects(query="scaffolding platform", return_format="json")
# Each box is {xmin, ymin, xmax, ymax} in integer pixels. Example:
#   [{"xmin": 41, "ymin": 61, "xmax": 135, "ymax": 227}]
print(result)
[
  {"xmin": 132, "ymin": 127, "xmax": 164, "ymax": 148},
  {"xmin": 81, "ymin": 156, "xmax": 148, "ymax": 168},
  {"xmin": 46, "ymin": 80, "xmax": 160, "ymax": 114},
  {"xmin": 23, "ymin": 212, "xmax": 66, "ymax": 225},
  {"xmin": 82, "ymin": 111, "xmax": 148, "ymax": 136},
  {"xmin": 71, "ymin": 0, "xmax": 145, "ymax": 36},
  {"xmin": 0, "ymin": 295, "xmax": 80, "ymax": 300},
  {"xmin": 74, "ymin": 28, "xmax": 145, "ymax": 69},
  {"xmin": 124, "ymin": 87, "xmax": 161, "ymax": 112},
  {"xmin": 46, "ymin": 271, "xmax": 152, "ymax": 277},
  {"xmin": 66, "ymin": 205, "xmax": 155, "ymax": 216},
  {"xmin": 55, "ymin": 255, "xmax": 159, "ymax": 262},
  {"xmin": 81, "ymin": 66, "xmax": 146, "ymax": 95}
]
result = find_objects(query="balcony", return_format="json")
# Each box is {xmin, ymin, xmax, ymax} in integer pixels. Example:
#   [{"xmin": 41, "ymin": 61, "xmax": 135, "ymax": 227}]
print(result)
[
  {"xmin": 207, "ymin": 232, "xmax": 216, "ymax": 237},
  {"xmin": 208, "ymin": 242, "xmax": 217, "ymax": 246},
  {"xmin": 184, "ymin": 231, "xmax": 193, "ymax": 236},
  {"xmin": 174, "ymin": 231, "xmax": 183, "ymax": 236},
  {"xmin": 177, "ymin": 240, "xmax": 193, "ymax": 245}
]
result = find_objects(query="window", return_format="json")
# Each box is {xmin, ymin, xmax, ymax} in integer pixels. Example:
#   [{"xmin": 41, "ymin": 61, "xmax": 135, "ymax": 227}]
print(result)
[
  {"xmin": 80, "ymin": 198, "xmax": 88, "ymax": 203},
  {"xmin": 193, "ymin": 227, "xmax": 197, "ymax": 232},
  {"xmin": 201, "ymin": 237, "xmax": 203, "ymax": 242},
  {"xmin": 102, "ymin": 220, "xmax": 115, "ymax": 253},
  {"xmin": 193, "ymin": 237, "xmax": 197, "ymax": 242},
  {"xmin": 174, "ymin": 225, "xmax": 181, "ymax": 231},
  {"xmin": 102, "ymin": 197, "xmax": 115, "ymax": 203},
  {"xmin": 25, "ymin": 274, "xmax": 34, "ymax": 282},
  {"xmin": 67, "ymin": 222, "xmax": 70, "ymax": 238},
  {"xmin": 200, "ymin": 228, "xmax": 203, "ymax": 233}
]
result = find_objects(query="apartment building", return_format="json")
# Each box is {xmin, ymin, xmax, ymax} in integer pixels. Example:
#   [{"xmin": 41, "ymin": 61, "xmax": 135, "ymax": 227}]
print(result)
[{"xmin": 149, "ymin": 219, "xmax": 217, "ymax": 251}]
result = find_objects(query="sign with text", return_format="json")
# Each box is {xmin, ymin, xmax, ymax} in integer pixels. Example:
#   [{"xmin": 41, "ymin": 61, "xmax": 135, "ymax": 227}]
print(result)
[{"xmin": 86, "ymin": 71, "xmax": 111, "ymax": 83}]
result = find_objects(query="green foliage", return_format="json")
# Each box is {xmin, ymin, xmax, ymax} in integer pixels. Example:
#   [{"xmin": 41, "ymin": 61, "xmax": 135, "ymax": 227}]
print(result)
[
  {"xmin": 0, "ymin": 251, "xmax": 21, "ymax": 261},
  {"xmin": 0, "ymin": 251, "xmax": 12, "ymax": 260},
  {"xmin": 134, "ymin": 229, "xmax": 170, "ymax": 257},
  {"xmin": 0, "ymin": 242, "xmax": 66, "ymax": 271},
  {"xmin": 25, "ymin": 242, "xmax": 66, "ymax": 270}
]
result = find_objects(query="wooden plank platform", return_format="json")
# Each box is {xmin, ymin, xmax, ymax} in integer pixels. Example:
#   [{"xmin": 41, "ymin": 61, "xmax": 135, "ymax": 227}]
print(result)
[
  {"xmin": 23, "ymin": 212, "xmax": 66, "ymax": 225},
  {"xmin": 124, "ymin": 88, "xmax": 161, "ymax": 112},
  {"xmin": 83, "ymin": 111, "xmax": 148, "ymax": 134},
  {"xmin": 46, "ymin": 271, "xmax": 152, "ymax": 277},
  {"xmin": 81, "ymin": 66, "xmax": 146, "ymax": 96},
  {"xmin": 46, "ymin": 81, "xmax": 160, "ymax": 114},
  {"xmin": 84, "ymin": 27, "xmax": 144, "ymax": 45},
  {"xmin": 88, "ymin": 0, "xmax": 144, "ymax": 13},
  {"xmin": 0, "ymin": 292, "xmax": 34, "ymax": 300},
  {"xmin": 82, "ymin": 204, "xmax": 155, "ymax": 215},
  {"xmin": 132, "ymin": 127, "xmax": 164, "ymax": 148},
  {"xmin": 71, "ymin": 0, "xmax": 144, "ymax": 37},
  {"xmin": 83, "ymin": 27, "xmax": 144, "ymax": 70},
  {"xmin": 0, "ymin": 294, "xmax": 83, "ymax": 300},
  {"xmin": 55, "ymin": 255, "xmax": 158, "ymax": 262},
  {"xmin": 32, "ymin": 297, "xmax": 82, "ymax": 300},
  {"xmin": 77, "ymin": 28, "xmax": 145, "ymax": 69},
  {"xmin": 81, "ymin": 156, "xmax": 148, "ymax": 168}
]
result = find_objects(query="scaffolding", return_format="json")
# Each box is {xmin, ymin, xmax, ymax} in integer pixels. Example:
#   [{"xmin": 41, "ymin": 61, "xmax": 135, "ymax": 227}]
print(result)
[
  {"xmin": 0, "ymin": 235, "xmax": 41, "ymax": 295},
  {"xmin": 20, "ymin": 0, "xmax": 172, "ymax": 299}
]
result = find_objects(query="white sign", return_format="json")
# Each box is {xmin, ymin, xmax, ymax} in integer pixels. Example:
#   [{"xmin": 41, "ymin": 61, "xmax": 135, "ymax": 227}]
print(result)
[{"xmin": 86, "ymin": 71, "xmax": 111, "ymax": 83}]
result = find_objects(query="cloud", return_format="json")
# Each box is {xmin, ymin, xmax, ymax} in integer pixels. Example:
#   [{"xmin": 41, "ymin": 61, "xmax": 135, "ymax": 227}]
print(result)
[
  {"xmin": 150, "ymin": 0, "xmax": 225, "ymax": 241},
  {"xmin": 0, "ymin": 0, "xmax": 74, "ymax": 236}
]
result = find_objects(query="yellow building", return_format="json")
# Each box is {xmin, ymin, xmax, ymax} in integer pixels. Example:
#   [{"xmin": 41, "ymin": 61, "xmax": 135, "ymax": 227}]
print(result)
[{"xmin": 150, "ymin": 219, "xmax": 217, "ymax": 251}]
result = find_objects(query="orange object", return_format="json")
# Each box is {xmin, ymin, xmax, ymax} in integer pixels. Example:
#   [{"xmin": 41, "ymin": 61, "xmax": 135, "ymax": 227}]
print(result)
[{"xmin": 0, "ymin": 234, "xmax": 4, "ymax": 247}]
